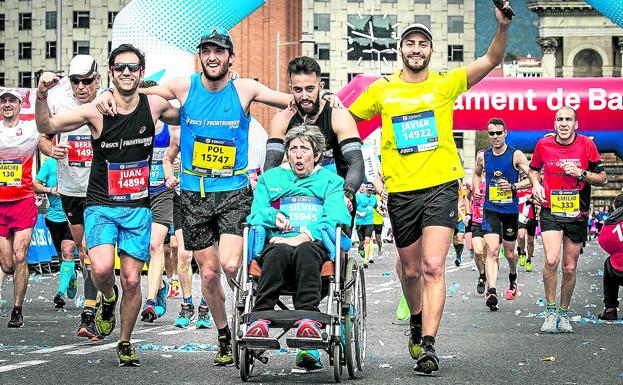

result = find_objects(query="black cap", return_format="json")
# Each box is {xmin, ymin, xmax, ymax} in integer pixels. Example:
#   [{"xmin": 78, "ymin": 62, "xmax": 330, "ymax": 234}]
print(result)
[
  {"xmin": 365, "ymin": 182, "xmax": 375, "ymax": 191},
  {"xmin": 400, "ymin": 23, "xmax": 433, "ymax": 44},
  {"xmin": 197, "ymin": 27, "xmax": 234, "ymax": 51}
]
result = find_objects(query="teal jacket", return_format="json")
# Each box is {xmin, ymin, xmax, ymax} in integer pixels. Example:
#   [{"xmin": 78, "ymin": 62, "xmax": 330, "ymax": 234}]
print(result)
[
  {"xmin": 247, "ymin": 164, "xmax": 351, "ymax": 240},
  {"xmin": 356, "ymin": 192, "xmax": 377, "ymax": 225}
]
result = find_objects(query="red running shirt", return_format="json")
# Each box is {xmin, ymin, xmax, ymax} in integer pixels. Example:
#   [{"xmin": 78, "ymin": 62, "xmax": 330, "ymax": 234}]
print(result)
[
  {"xmin": 0, "ymin": 120, "xmax": 39, "ymax": 202},
  {"xmin": 471, "ymin": 181, "xmax": 486, "ymax": 224},
  {"xmin": 529, "ymin": 134, "xmax": 603, "ymax": 220},
  {"xmin": 599, "ymin": 221, "xmax": 623, "ymax": 271}
]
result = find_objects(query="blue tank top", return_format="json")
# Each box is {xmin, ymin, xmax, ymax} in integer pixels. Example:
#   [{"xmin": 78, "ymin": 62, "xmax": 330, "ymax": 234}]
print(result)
[
  {"xmin": 484, "ymin": 146, "xmax": 519, "ymax": 214},
  {"xmin": 149, "ymin": 124, "xmax": 171, "ymax": 197},
  {"xmin": 179, "ymin": 74, "xmax": 250, "ymax": 193}
]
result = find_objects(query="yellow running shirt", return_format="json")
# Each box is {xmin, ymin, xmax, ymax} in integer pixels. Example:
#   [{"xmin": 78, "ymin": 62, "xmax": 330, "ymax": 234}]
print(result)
[{"xmin": 350, "ymin": 68, "xmax": 467, "ymax": 193}]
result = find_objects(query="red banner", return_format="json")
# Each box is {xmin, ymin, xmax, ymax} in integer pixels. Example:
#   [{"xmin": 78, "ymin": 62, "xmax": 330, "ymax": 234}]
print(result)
[{"xmin": 338, "ymin": 76, "xmax": 623, "ymax": 139}]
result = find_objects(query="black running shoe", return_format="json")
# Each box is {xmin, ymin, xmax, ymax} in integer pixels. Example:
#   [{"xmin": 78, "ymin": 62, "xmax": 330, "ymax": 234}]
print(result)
[
  {"xmin": 485, "ymin": 288, "xmax": 499, "ymax": 311},
  {"xmin": 117, "ymin": 340, "xmax": 141, "ymax": 367},
  {"xmin": 53, "ymin": 293, "xmax": 66, "ymax": 309},
  {"xmin": 213, "ymin": 335, "xmax": 233, "ymax": 366},
  {"xmin": 413, "ymin": 343, "xmax": 439, "ymax": 374},
  {"xmin": 477, "ymin": 276, "xmax": 486, "ymax": 295},
  {"xmin": 76, "ymin": 309, "xmax": 103, "ymax": 342},
  {"xmin": 7, "ymin": 308, "xmax": 24, "ymax": 328}
]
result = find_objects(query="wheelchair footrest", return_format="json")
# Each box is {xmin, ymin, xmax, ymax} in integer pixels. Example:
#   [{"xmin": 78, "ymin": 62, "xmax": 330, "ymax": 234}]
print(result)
[
  {"xmin": 243, "ymin": 310, "xmax": 333, "ymax": 329},
  {"xmin": 240, "ymin": 336, "xmax": 281, "ymax": 350},
  {"xmin": 285, "ymin": 337, "xmax": 328, "ymax": 350}
]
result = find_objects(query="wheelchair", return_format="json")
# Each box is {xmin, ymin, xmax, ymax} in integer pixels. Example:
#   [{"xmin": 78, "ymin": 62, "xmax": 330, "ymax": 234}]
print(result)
[{"xmin": 230, "ymin": 224, "xmax": 367, "ymax": 383}]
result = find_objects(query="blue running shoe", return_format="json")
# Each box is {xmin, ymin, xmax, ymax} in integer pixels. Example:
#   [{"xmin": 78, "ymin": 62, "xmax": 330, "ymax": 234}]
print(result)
[
  {"xmin": 174, "ymin": 303, "xmax": 195, "ymax": 328},
  {"xmin": 154, "ymin": 280, "xmax": 169, "ymax": 317},
  {"xmin": 295, "ymin": 349, "xmax": 323, "ymax": 370},
  {"xmin": 195, "ymin": 305, "xmax": 213, "ymax": 329}
]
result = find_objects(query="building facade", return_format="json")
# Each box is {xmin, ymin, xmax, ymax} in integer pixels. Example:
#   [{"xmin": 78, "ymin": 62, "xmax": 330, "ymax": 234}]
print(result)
[{"xmin": 0, "ymin": 0, "xmax": 131, "ymax": 87}]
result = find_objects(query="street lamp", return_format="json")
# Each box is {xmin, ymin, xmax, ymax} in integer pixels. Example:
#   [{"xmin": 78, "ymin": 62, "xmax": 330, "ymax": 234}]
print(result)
[{"xmin": 276, "ymin": 32, "xmax": 315, "ymax": 91}]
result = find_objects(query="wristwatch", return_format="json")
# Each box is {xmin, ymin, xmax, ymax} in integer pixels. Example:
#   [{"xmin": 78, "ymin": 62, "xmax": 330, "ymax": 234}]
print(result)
[
  {"xmin": 578, "ymin": 169, "xmax": 588, "ymax": 181},
  {"xmin": 510, "ymin": 183, "xmax": 517, "ymax": 192}
]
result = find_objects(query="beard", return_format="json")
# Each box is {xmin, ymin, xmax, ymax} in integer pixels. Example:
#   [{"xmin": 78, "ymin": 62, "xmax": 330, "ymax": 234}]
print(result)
[
  {"xmin": 401, "ymin": 52, "xmax": 431, "ymax": 73},
  {"xmin": 113, "ymin": 77, "xmax": 140, "ymax": 96},
  {"xmin": 295, "ymin": 96, "xmax": 321, "ymax": 119},
  {"xmin": 201, "ymin": 61, "xmax": 229, "ymax": 82}
]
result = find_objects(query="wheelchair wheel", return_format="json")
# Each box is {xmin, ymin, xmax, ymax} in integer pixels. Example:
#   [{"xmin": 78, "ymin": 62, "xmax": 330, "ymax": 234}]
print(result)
[
  {"xmin": 353, "ymin": 265, "xmax": 367, "ymax": 371},
  {"xmin": 240, "ymin": 347, "xmax": 254, "ymax": 382},
  {"xmin": 342, "ymin": 257, "xmax": 360, "ymax": 379},
  {"xmin": 331, "ymin": 342, "xmax": 342, "ymax": 383}
]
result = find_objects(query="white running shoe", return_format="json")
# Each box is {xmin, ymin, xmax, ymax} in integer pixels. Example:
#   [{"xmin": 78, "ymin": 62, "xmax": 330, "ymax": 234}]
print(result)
[
  {"xmin": 540, "ymin": 312, "xmax": 558, "ymax": 334},
  {"xmin": 557, "ymin": 313, "xmax": 573, "ymax": 333}
]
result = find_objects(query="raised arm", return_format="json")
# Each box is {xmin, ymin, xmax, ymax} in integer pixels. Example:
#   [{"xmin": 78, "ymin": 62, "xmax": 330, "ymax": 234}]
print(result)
[
  {"xmin": 466, "ymin": 2, "xmax": 512, "ymax": 88},
  {"xmin": 236, "ymin": 78, "xmax": 292, "ymax": 110},
  {"xmin": 332, "ymin": 108, "xmax": 364, "ymax": 199}
]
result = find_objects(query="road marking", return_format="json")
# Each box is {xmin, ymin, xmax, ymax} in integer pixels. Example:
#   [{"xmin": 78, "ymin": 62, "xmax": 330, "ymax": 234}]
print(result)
[
  {"xmin": 0, "ymin": 360, "xmax": 47, "ymax": 373},
  {"xmin": 377, "ymin": 280, "xmax": 398, "ymax": 287},
  {"xmin": 158, "ymin": 329, "xmax": 186, "ymax": 335},
  {"xmin": 134, "ymin": 326, "xmax": 167, "ymax": 334},
  {"xmin": 64, "ymin": 339, "xmax": 143, "ymax": 355},
  {"xmin": 371, "ymin": 287, "xmax": 396, "ymax": 294},
  {"xmin": 30, "ymin": 344, "xmax": 82, "ymax": 354}
]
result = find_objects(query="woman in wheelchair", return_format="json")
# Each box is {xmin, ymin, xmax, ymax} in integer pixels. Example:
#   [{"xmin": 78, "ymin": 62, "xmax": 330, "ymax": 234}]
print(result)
[{"xmin": 244, "ymin": 124, "xmax": 351, "ymax": 369}]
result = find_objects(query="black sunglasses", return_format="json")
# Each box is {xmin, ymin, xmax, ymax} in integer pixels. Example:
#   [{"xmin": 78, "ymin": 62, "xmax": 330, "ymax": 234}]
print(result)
[
  {"xmin": 69, "ymin": 76, "xmax": 96, "ymax": 86},
  {"xmin": 488, "ymin": 130, "xmax": 505, "ymax": 137},
  {"xmin": 111, "ymin": 63, "xmax": 142, "ymax": 73}
]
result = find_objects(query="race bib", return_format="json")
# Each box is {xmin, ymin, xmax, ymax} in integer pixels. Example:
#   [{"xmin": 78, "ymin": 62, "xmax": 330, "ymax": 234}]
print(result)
[
  {"xmin": 67, "ymin": 135, "xmax": 93, "ymax": 167},
  {"xmin": 107, "ymin": 160, "xmax": 149, "ymax": 201},
  {"xmin": 191, "ymin": 136, "xmax": 236, "ymax": 177},
  {"xmin": 0, "ymin": 160, "xmax": 22, "ymax": 187},
  {"xmin": 488, "ymin": 186, "xmax": 512, "ymax": 204},
  {"xmin": 150, "ymin": 148, "xmax": 167, "ymax": 186},
  {"xmin": 550, "ymin": 190, "xmax": 580, "ymax": 218},
  {"xmin": 280, "ymin": 196, "xmax": 324, "ymax": 233},
  {"xmin": 392, "ymin": 110, "xmax": 439, "ymax": 154}
]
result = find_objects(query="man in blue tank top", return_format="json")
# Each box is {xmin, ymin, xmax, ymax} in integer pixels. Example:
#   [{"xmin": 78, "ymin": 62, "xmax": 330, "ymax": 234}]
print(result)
[
  {"xmin": 35, "ymin": 44, "xmax": 180, "ymax": 367},
  {"xmin": 96, "ymin": 27, "xmax": 299, "ymax": 366},
  {"xmin": 472, "ymin": 118, "xmax": 540, "ymax": 311}
]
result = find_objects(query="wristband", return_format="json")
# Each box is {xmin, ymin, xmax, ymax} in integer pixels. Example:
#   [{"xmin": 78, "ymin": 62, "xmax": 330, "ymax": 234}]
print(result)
[{"xmin": 36, "ymin": 93, "xmax": 47, "ymax": 101}]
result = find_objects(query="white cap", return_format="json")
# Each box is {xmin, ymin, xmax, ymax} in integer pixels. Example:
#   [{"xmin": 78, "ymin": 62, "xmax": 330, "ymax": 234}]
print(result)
[
  {"xmin": 68, "ymin": 55, "xmax": 98, "ymax": 77},
  {"xmin": 0, "ymin": 88, "xmax": 24, "ymax": 103}
]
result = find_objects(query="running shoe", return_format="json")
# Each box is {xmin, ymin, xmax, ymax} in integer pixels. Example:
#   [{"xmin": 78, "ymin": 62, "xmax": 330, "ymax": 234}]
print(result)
[
  {"xmin": 369, "ymin": 257, "xmax": 375, "ymax": 264},
  {"xmin": 396, "ymin": 294, "xmax": 410, "ymax": 321},
  {"xmin": 540, "ymin": 312, "xmax": 558, "ymax": 334},
  {"xmin": 295, "ymin": 319, "xmax": 322, "ymax": 339},
  {"xmin": 476, "ymin": 275, "xmax": 486, "ymax": 295},
  {"xmin": 76, "ymin": 309, "xmax": 103, "ymax": 341},
  {"xmin": 597, "ymin": 307, "xmax": 618, "ymax": 321},
  {"xmin": 213, "ymin": 335, "xmax": 233, "ymax": 366},
  {"xmin": 454, "ymin": 255, "xmax": 461, "ymax": 267},
  {"xmin": 154, "ymin": 280, "xmax": 169, "ymax": 317},
  {"xmin": 117, "ymin": 340, "xmax": 141, "ymax": 367},
  {"xmin": 140, "ymin": 300, "xmax": 158, "ymax": 323},
  {"xmin": 407, "ymin": 323, "xmax": 424, "ymax": 359},
  {"xmin": 53, "ymin": 292, "xmax": 66, "ymax": 309},
  {"xmin": 174, "ymin": 303, "xmax": 195, "ymax": 328},
  {"xmin": 195, "ymin": 305, "xmax": 213, "ymax": 329},
  {"xmin": 525, "ymin": 260, "xmax": 533, "ymax": 272},
  {"xmin": 413, "ymin": 343, "xmax": 439, "ymax": 374},
  {"xmin": 95, "ymin": 284, "xmax": 118, "ymax": 336},
  {"xmin": 518, "ymin": 253, "xmax": 526, "ymax": 267},
  {"xmin": 67, "ymin": 273, "xmax": 78, "ymax": 299},
  {"xmin": 7, "ymin": 308, "xmax": 24, "ymax": 328},
  {"xmin": 167, "ymin": 279, "xmax": 181, "ymax": 298},
  {"xmin": 485, "ymin": 288, "xmax": 499, "ymax": 311},
  {"xmin": 504, "ymin": 284, "xmax": 518, "ymax": 301},
  {"xmin": 244, "ymin": 319, "xmax": 270, "ymax": 338},
  {"xmin": 557, "ymin": 313, "xmax": 573, "ymax": 333},
  {"xmin": 295, "ymin": 349, "xmax": 323, "ymax": 370}
]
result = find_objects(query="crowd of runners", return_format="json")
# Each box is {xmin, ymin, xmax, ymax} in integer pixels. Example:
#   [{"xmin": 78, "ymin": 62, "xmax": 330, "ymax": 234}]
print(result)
[{"xmin": 1, "ymin": 0, "xmax": 623, "ymax": 376}]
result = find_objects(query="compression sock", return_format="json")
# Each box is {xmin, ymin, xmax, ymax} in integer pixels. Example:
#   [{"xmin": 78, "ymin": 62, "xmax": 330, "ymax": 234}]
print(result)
[{"xmin": 58, "ymin": 260, "xmax": 76, "ymax": 295}]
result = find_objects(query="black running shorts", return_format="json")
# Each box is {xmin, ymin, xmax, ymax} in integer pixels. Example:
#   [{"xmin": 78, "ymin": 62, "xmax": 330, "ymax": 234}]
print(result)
[
  {"xmin": 387, "ymin": 180, "xmax": 459, "ymax": 248},
  {"xmin": 60, "ymin": 195, "xmax": 86, "ymax": 226},
  {"xmin": 45, "ymin": 218, "xmax": 73, "ymax": 255},
  {"xmin": 518, "ymin": 218, "xmax": 538, "ymax": 237},
  {"xmin": 483, "ymin": 210, "xmax": 518, "ymax": 242},
  {"xmin": 180, "ymin": 187, "xmax": 253, "ymax": 251},
  {"xmin": 471, "ymin": 223, "xmax": 485, "ymax": 238},
  {"xmin": 540, "ymin": 208, "xmax": 587, "ymax": 244},
  {"xmin": 373, "ymin": 224, "xmax": 383, "ymax": 236},
  {"xmin": 357, "ymin": 224, "xmax": 374, "ymax": 240}
]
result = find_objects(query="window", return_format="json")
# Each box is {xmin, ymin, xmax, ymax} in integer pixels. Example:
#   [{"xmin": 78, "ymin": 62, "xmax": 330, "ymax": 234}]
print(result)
[
  {"xmin": 381, "ymin": 0, "xmax": 397, "ymax": 2},
  {"xmin": 73, "ymin": 11, "xmax": 90, "ymax": 28},
  {"xmin": 414, "ymin": 0, "xmax": 430, "ymax": 3},
  {"xmin": 46, "ymin": 41, "xmax": 57, "ymax": 59},
  {"xmin": 0, "ymin": 73, "xmax": 4, "ymax": 87},
  {"xmin": 19, "ymin": 72, "xmax": 32, "ymax": 88},
  {"xmin": 314, "ymin": 43, "xmax": 330, "ymax": 60},
  {"xmin": 448, "ymin": 16, "xmax": 464, "ymax": 33},
  {"xmin": 448, "ymin": 45, "xmax": 464, "ymax": 62},
  {"xmin": 108, "ymin": 11, "xmax": 117, "ymax": 29},
  {"xmin": 347, "ymin": 0, "xmax": 363, "ymax": 2},
  {"xmin": 0, "ymin": 43, "xmax": 4, "ymax": 61},
  {"xmin": 453, "ymin": 132, "xmax": 464, "ymax": 149},
  {"xmin": 73, "ymin": 40, "xmax": 90, "ymax": 55},
  {"xmin": 320, "ymin": 73, "xmax": 330, "ymax": 90},
  {"xmin": 0, "ymin": 14, "xmax": 4, "ymax": 31},
  {"xmin": 19, "ymin": 42, "xmax": 32, "ymax": 60},
  {"xmin": 46, "ymin": 11, "xmax": 57, "ymax": 29},
  {"xmin": 19, "ymin": 12, "xmax": 32, "ymax": 30},
  {"xmin": 347, "ymin": 14, "xmax": 397, "ymax": 62},
  {"xmin": 448, "ymin": 0, "xmax": 463, "ymax": 3},
  {"xmin": 414, "ymin": 15, "xmax": 431, "ymax": 26},
  {"xmin": 314, "ymin": 14, "xmax": 330, "ymax": 32}
]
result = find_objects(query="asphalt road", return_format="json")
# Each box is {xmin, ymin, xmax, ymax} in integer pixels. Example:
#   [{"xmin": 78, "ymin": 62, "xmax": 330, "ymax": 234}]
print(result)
[{"xmin": 1, "ymin": 238, "xmax": 622, "ymax": 385}]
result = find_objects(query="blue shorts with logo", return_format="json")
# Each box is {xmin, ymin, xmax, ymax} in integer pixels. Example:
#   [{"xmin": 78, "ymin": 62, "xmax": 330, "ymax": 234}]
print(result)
[{"xmin": 84, "ymin": 206, "xmax": 152, "ymax": 262}]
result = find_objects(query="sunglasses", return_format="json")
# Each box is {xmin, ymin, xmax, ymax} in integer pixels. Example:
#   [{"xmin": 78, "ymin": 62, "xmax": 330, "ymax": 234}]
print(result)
[
  {"xmin": 69, "ymin": 76, "xmax": 96, "ymax": 86},
  {"xmin": 488, "ymin": 130, "xmax": 505, "ymax": 137},
  {"xmin": 111, "ymin": 63, "xmax": 142, "ymax": 73}
]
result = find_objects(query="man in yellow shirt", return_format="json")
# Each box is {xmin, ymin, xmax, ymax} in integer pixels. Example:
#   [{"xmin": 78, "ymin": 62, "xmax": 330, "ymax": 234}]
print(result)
[{"xmin": 349, "ymin": 2, "xmax": 513, "ymax": 374}]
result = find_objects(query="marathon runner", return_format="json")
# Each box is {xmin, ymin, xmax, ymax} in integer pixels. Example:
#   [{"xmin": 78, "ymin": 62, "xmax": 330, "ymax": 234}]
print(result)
[
  {"xmin": 0, "ymin": 88, "xmax": 40, "ymax": 328},
  {"xmin": 470, "ymin": 169, "xmax": 488, "ymax": 294},
  {"xmin": 349, "ymin": 1, "xmax": 514, "ymax": 373},
  {"xmin": 38, "ymin": 55, "xmax": 103, "ymax": 340},
  {"xmin": 517, "ymin": 173, "xmax": 538, "ymax": 272},
  {"xmin": 355, "ymin": 182, "xmax": 377, "ymax": 267},
  {"xmin": 597, "ymin": 193, "xmax": 623, "ymax": 321},
  {"xmin": 530, "ymin": 106, "xmax": 607, "ymax": 333},
  {"xmin": 36, "ymin": 43, "xmax": 180, "ymax": 366},
  {"xmin": 472, "ymin": 118, "xmax": 537, "ymax": 311}
]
